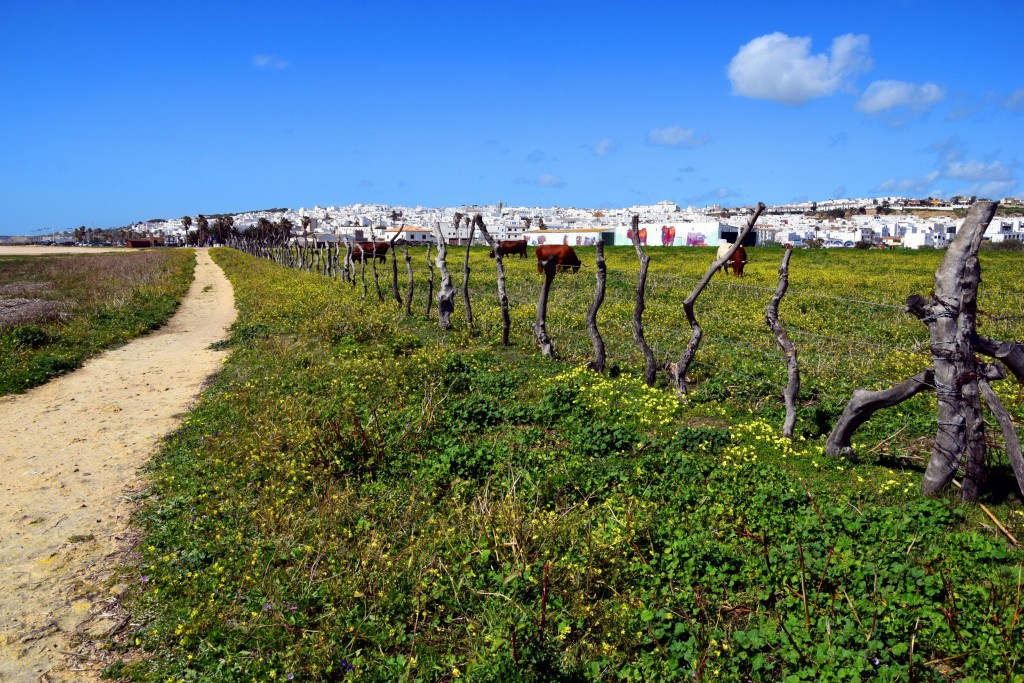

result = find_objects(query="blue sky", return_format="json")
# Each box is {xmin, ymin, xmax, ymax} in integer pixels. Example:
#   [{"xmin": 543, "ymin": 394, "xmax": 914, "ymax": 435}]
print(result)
[{"xmin": 2, "ymin": 0, "xmax": 1022, "ymax": 232}]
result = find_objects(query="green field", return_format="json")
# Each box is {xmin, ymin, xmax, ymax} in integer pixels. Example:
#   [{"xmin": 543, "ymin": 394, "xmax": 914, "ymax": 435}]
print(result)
[
  {"xmin": 0, "ymin": 250, "xmax": 196, "ymax": 396},
  {"xmin": 114, "ymin": 245, "xmax": 1024, "ymax": 682}
]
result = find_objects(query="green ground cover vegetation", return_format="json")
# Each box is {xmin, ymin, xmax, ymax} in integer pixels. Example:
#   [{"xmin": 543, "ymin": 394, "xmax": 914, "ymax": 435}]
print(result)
[
  {"xmin": 0, "ymin": 250, "xmax": 196, "ymax": 396},
  {"xmin": 114, "ymin": 245, "xmax": 1024, "ymax": 682}
]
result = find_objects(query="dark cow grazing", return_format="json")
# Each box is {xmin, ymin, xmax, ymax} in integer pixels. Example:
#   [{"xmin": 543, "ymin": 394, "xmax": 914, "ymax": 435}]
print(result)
[
  {"xmin": 351, "ymin": 242, "xmax": 389, "ymax": 262},
  {"xmin": 716, "ymin": 243, "xmax": 747, "ymax": 276},
  {"xmin": 731, "ymin": 246, "xmax": 747, "ymax": 276},
  {"xmin": 488, "ymin": 239, "xmax": 528, "ymax": 258},
  {"xmin": 535, "ymin": 244, "xmax": 582, "ymax": 274}
]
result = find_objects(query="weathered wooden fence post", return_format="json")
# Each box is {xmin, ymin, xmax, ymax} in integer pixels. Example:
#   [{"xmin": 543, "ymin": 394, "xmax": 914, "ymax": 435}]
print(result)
[
  {"xmin": 766, "ymin": 247, "xmax": 799, "ymax": 439},
  {"xmin": 472, "ymin": 214, "xmax": 512, "ymax": 346},
  {"xmin": 390, "ymin": 225, "xmax": 406, "ymax": 307},
  {"xmin": 370, "ymin": 242, "xmax": 384, "ymax": 302},
  {"xmin": 359, "ymin": 250, "xmax": 368, "ymax": 299},
  {"xmin": 825, "ymin": 200, "xmax": 1024, "ymax": 501},
  {"xmin": 628, "ymin": 215, "xmax": 656, "ymax": 386},
  {"xmin": 533, "ymin": 256, "xmax": 557, "ymax": 359},
  {"xmin": 586, "ymin": 239, "xmax": 607, "ymax": 372},
  {"xmin": 402, "ymin": 244, "xmax": 414, "ymax": 315},
  {"xmin": 668, "ymin": 202, "xmax": 765, "ymax": 394},
  {"xmin": 431, "ymin": 221, "xmax": 456, "ymax": 329},
  {"xmin": 425, "ymin": 243, "xmax": 435, "ymax": 317},
  {"xmin": 461, "ymin": 215, "xmax": 475, "ymax": 326}
]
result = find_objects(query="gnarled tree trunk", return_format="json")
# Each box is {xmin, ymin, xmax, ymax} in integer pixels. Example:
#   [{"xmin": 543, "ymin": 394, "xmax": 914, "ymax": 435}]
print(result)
[{"xmin": 908, "ymin": 200, "xmax": 997, "ymax": 500}]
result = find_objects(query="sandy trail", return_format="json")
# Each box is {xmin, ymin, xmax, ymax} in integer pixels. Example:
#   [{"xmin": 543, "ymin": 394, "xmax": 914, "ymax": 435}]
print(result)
[{"xmin": 0, "ymin": 249, "xmax": 235, "ymax": 681}]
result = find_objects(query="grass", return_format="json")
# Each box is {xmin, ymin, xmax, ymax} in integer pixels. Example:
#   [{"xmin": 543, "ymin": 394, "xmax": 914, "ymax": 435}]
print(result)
[
  {"xmin": 0, "ymin": 249, "xmax": 196, "ymax": 395},
  {"xmin": 112, "ymin": 245, "xmax": 1024, "ymax": 682}
]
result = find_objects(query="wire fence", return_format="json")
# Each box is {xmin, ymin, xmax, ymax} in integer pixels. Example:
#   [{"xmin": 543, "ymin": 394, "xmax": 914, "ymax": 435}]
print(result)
[{"xmin": 238, "ymin": 243, "xmax": 1024, "ymax": 408}]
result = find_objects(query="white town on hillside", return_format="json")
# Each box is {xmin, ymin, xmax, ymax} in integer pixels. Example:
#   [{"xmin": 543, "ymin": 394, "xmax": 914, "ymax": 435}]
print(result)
[{"xmin": 8, "ymin": 195, "xmax": 1024, "ymax": 249}]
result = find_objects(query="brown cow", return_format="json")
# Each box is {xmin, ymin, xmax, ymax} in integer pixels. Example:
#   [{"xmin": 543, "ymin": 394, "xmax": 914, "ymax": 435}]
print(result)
[
  {"xmin": 351, "ymin": 242, "xmax": 389, "ymax": 262},
  {"xmin": 488, "ymin": 239, "xmax": 528, "ymax": 258},
  {"xmin": 535, "ymin": 244, "xmax": 582, "ymax": 274},
  {"xmin": 731, "ymin": 246, "xmax": 747, "ymax": 276}
]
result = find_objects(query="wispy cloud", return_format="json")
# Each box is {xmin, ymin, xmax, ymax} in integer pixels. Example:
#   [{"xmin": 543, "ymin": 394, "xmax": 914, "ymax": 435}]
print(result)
[
  {"xmin": 687, "ymin": 187, "xmax": 739, "ymax": 205},
  {"xmin": 593, "ymin": 138, "xmax": 615, "ymax": 157},
  {"xmin": 647, "ymin": 127, "xmax": 709, "ymax": 149},
  {"xmin": 856, "ymin": 80, "xmax": 944, "ymax": 115},
  {"xmin": 1004, "ymin": 89, "xmax": 1024, "ymax": 114},
  {"xmin": 536, "ymin": 173, "xmax": 565, "ymax": 188},
  {"xmin": 872, "ymin": 137, "xmax": 1019, "ymax": 198},
  {"xmin": 253, "ymin": 54, "xmax": 289, "ymax": 69},
  {"xmin": 873, "ymin": 172, "xmax": 941, "ymax": 196},
  {"xmin": 727, "ymin": 32, "xmax": 872, "ymax": 105},
  {"xmin": 527, "ymin": 149, "xmax": 545, "ymax": 163},
  {"xmin": 830, "ymin": 131, "xmax": 848, "ymax": 146}
]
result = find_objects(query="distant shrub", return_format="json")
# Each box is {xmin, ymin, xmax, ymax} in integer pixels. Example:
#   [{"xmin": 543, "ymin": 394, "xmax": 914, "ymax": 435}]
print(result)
[{"xmin": 981, "ymin": 238, "xmax": 1024, "ymax": 251}]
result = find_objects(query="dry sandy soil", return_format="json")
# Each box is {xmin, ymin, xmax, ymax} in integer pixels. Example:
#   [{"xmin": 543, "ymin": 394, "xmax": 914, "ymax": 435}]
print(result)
[
  {"xmin": 0, "ymin": 247, "xmax": 127, "ymax": 256},
  {"xmin": 0, "ymin": 249, "xmax": 236, "ymax": 681}
]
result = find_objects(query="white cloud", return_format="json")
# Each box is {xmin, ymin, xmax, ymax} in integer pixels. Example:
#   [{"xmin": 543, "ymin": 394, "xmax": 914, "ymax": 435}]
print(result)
[
  {"xmin": 647, "ymin": 127, "xmax": 709, "ymax": 148},
  {"xmin": 1003, "ymin": 89, "xmax": 1024, "ymax": 114},
  {"xmin": 688, "ymin": 187, "xmax": 739, "ymax": 204},
  {"xmin": 536, "ymin": 174, "xmax": 565, "ymax": 188},
  {"xmin": 873, "ymin": 144, "xmax": 1019, "ymax": 199},
  {"xmin": 944, "ymin": 159, "xmax": 1013, "ymax": 182},
  {"xmin": 856, "ymin": 80, "xmax": 944, "ymax": 114},
  {"xmin": 253, "ymin": 54, "xmax": 289, "ymax": 69},
  {"xmin": 593, "ymin": 138, "xmax": 615, "ymax": 157},
  {"xmin": 873, "ymin": 172, "xmax": 941, "ymax": 196},
  {"xmin": 727, "ymin": 32, "xmax": 872, "ymax": 105}
]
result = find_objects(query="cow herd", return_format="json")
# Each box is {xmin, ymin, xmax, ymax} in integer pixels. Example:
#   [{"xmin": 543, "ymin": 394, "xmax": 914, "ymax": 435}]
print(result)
[{"xmin": 354, "ymin": 238, "xmax": 748, "ymax": 276}]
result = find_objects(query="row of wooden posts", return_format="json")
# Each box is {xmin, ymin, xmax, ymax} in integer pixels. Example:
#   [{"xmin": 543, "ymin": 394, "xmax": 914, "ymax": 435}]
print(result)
[
  {"xmin": 229, "ymin": 207, "xmax": 772, "ymax": 398},
  {"xmin": 229, "ymin": 201, "xmax": 1023, "ymax": 504}
]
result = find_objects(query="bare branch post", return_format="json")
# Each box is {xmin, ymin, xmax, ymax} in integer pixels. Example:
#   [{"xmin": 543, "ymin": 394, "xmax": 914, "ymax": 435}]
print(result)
[
  {"xmin": 668, "ymin": 202, "xmax": 765, "ymax": 394},
  {"xmin": 462, "ymin": 216, "xmax": 475, "ymax": 326},
  {"xmin": 359, "ymin": 250, "xmax": 368, "ymax": 300},
  {"xmin": 431, "ymin": 221, "xmax": 456, "ymax": 329},
  {"xmin": 345, "ymin": 242, "xmax": 355, "ymax": 286},
  {"xmin": 472, "ymin": 214, "xmax": 511, "ymax": 345},
  {"xmin": 973, "ymin": 336, "xmax": 1024, "ymax": 383},
  {"xmin": 532, "ymin": 256, "xmax": 557, "ymax": 359},
  {"xmin": 389, "ymin": 223, "xmax": 407, "ymax": 307},
  {"xmin": 586, "ymin": 239, "xmax": 607, "ymax": 372},
  {"xmin": 402, "ymin": 244, "xmax": 414, "ymax": 315},
  {"xmin": 628, "ymin": 215, "xmax": 656, "ymax": 386},
  {"xmin": 979, "ymin": 376, "xmax": 1024, "ymax": 498},
  {"xmin": 766, "ymin": 247, "xmax": 800, "ymax": 438},
  {"xmin": 370, "ymin": 242, "xmax": 384, "ymax": 302},
  {"xmin": 826, "ymin": 370, "xmax": 936, "ymax": 459},
  {"xmin": 425, "ymin": 243, "xmax": 435, "ymax": 317}
]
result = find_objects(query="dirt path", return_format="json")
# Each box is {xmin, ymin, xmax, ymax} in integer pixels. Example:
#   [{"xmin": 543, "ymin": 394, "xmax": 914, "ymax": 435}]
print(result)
[{"xmin": 0, "ymin": 249, "xmax": 236, "ymax": 681}]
